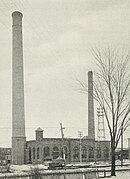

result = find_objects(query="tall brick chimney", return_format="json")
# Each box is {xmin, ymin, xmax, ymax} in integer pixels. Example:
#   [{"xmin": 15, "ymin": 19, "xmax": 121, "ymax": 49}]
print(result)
[
  {"xmin": 88, "ymin": 71, "xmax": 95, "ymax": 140},
  {"xmin": 12, "ymin": 11, "xmax": 26, "ymax": 165}
]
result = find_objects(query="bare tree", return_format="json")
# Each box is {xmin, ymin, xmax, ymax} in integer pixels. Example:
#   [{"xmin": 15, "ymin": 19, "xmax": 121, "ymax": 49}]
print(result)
[{"xmin": 77, "ymin": 47, "xmax": 130, "ymax": 176}]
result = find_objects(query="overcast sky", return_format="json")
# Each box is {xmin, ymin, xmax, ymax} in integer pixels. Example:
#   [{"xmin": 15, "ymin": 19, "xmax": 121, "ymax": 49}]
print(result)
[{"xmin": 0, "ymin": 0, "xmax": 130, "ymax": 147}]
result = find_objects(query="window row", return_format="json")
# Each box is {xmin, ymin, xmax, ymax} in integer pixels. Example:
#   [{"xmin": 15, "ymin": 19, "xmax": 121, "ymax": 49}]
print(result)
[
  {"xmin": 28, "ymin": 146, "xmax": 109, "ymax": 162},
  {"xmin": 28, "ymin": 146, "xmax": 64, "ymax": 161}
]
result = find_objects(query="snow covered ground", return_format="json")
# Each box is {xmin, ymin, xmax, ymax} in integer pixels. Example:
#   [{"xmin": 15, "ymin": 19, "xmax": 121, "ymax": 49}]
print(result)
[
  {"xmin": 105, "ymin": 171, "xmax": 130, "ymax": 179},
  {"xmin": 1, "ymin": 160, "xmax": 130, "ymax": 179},
  {"xmin": 0, "ymin": 164, "xmax": 130, "ymax": 179},
  {"xmin": 9, "ymin": 164, "xmax": 48, "ymax": 173}
]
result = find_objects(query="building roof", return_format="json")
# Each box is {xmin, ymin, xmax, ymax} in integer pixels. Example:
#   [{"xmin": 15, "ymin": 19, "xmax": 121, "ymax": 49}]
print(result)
[{"xmin": 35, "ymin": 127, "xmax": 43, "ymax": 131}]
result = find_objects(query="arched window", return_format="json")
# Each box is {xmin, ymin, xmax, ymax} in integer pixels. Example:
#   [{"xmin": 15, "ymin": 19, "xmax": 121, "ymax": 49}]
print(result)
[
  {"xmin": 61, "ymin": 146, "xmax": 68, "ymax": 159},
  {"xmin": 44, "ymin": 146, "xmax": 50, "ymax": 158},
  {"xmin": 82, "ymin": 146, "xmax": 87, "ymax": 160},
  {"xmin": 89, "ymin": 147, "xmax": 94, "ymax": 158},
  {"xmin": 97, "ymin": 148, "xmax": 101, "ymax": 158},
  {"xmin": 37, "ymin": 147, "xmax": 40, "ymax": 159},
  {"xmin": 64, "ymin": 146, "xmax": 68, "ymax": 159},
  {"xmin": 33, "ymin": 147, "xmax": 35, "ymax": 159},
  {"xmin": 104, "ymin": 147, "xmax": 109, "ymax": 159},
  {"xmin": 52, "ymin": 146, "xmax": 59, "ymax": 159},
  {"xmin": 29, "ymin": 147, "xmax": 31, "ymax": 162},
  {"xmin": 73, "ymin": 146, "xmax": 79, "ymax": 161}
]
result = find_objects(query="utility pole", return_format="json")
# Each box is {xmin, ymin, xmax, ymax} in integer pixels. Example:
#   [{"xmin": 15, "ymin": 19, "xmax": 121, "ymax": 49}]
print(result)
[
  {"xmin": 78, "ymin": 131, "xmax": 83, "ymax": 163},
  {"xmin": 121, "ymin": 124, "xmax": 123, "ymax": 167},
  {"xmin": 60, "ymin": 123, "xmax": 66, "ymax": 169}
]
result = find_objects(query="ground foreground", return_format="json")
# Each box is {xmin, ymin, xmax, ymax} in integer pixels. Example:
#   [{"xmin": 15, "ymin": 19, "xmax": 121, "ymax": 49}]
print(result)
[
  {"xmin": 105, "ymin": 171, "xmax": 130, "ymax": 179},
  {"xmin": 0, "ymin": 164, "xmax": 130, "ymax": 179}
]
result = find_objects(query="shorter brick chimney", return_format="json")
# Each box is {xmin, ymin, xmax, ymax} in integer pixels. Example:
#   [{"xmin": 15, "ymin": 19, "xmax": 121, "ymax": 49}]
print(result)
[{"xmin": 88, "ymin": 71, "xmax": 95, "ymax": 140}]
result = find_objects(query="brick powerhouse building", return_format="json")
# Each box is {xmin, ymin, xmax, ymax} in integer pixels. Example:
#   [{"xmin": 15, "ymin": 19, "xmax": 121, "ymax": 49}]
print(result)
[{"xmin": 26, "ymin": 129, "xmax": 110, "ymax": 164}]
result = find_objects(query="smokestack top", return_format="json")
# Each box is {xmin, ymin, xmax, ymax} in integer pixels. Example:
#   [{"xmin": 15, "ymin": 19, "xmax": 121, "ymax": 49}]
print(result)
[
  {"xmin": 12, "ymin": 11, "xmax": 23, "ymax": 18},
  {"xmin": 88, "ymin": 71, "xmax": 93, "ymax": 75},
  {"xmin": 12, "ymin": 11, "xmax": 23, "ymax": 26},
  {"xmin": 88, "ymin": 71, "xmax": 93, "ymax": 81}
]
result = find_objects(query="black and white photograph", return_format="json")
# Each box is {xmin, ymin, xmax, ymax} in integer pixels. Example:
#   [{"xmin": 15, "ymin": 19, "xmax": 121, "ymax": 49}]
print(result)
[{"xmin": 0, "ymin": 0, "xmax": 130, "ymax": 178}]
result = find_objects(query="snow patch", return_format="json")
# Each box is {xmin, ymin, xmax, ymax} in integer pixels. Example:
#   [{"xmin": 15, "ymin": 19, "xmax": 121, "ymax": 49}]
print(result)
[{"xmin": 9, "ymin": 164, "xmax": 48, "ymax": 173}]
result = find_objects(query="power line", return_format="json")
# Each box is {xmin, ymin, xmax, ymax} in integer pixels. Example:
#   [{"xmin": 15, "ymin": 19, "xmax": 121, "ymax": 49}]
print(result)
[{"xmin": 0, "ymin": 126, "xmax": 87, "ymax": 129}]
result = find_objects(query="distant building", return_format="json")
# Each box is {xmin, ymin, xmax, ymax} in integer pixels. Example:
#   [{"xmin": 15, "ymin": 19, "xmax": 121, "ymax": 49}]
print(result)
[
  {"xmin": 115, "ymin": 148, "xmax": 129, "ymax": 160},
  {"xmin": 128, "ymin": 138, "xmax": 130, "ymax": 159},
  {"xmin": 0, "ymin": 148, "xmax": 11, "ymax": 165}
]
